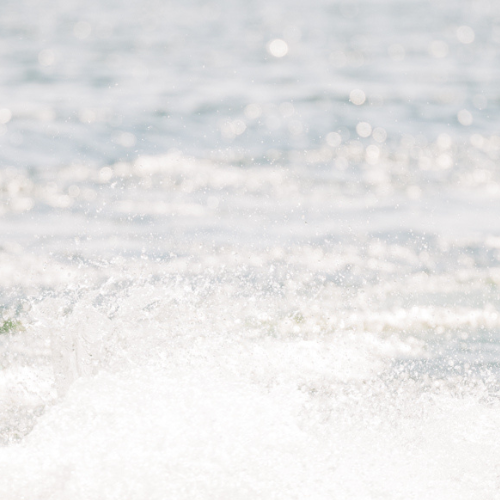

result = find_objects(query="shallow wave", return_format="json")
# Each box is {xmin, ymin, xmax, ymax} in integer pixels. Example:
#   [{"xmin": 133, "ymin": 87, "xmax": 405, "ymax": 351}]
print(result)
[{"xmin": 2, "ymin": 274, "xmax": 500, "ymax": 498}]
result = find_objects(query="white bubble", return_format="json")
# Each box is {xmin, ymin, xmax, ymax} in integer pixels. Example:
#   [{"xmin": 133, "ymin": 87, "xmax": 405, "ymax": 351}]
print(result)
[
  {"xmin": 221, "ymin": 121, "xmax": 235, "ymax": 139},
  {"xmin": 268, "ymin": 39, "xmax": 288, "ymax": 58},
  {"xmin": 470, "ymin": 134, "xmax": 484, "ymax": 148},
  {"xmin": 372, "ymin": 127, "xmax": 387, "ymax": 143},
  {"xmin": 220, "ymin": 120, "xmax": 246, "ymax": 139},
  {"xmin": 457, "ymin": 109, "xmax": 473, "ymax": 126},
  {"xmin": 0, "ymin": 108, "xmax": 12, "ymax": 124},
  {"xmin": 457, "ymin": 26, "xmax": 475, "ymax": 44},
  {"xmin": 437, "ymin": 153, "xmax": 453, "ymax": 169},
  {"xmin": 326, "ymin": 132, "xmax": 341, "ymax": 148},
  {"xmin": 365, "ymin": 145, "xmax": 380, "ymax": 164},
  {"xmin": 244, "ymin": 104, "xmax": 262, "ymax": 120},
  {"xmin": 99, "ymin": 167, "xmax": 113, "ymax": 183},
  {"xmin": 232, "ymin": 120, "xmax": 246, "ymax": 136},
  {"xmin": 348, "ymin": 140, "xmax": 364, "ymax": 157},
  {"xmin": 38, "ymin": 49, "xmax": 55, "ymax": 67},
  {"xmin": 356, "ymin": 122, "xmax": 372, "ymax": 138},
  {"xmin": 349, "ymin": 89, "xmax": 366, "ymax": 106}
]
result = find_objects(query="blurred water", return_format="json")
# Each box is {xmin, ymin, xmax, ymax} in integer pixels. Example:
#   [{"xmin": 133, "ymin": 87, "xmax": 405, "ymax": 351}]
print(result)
[
  {"xmin": 1, "ymin": 0, "xmax": 500, "ymax": 169},
  {"xmin": 2, "ymin": 0, "xmax": 500, "ymax": 498}
]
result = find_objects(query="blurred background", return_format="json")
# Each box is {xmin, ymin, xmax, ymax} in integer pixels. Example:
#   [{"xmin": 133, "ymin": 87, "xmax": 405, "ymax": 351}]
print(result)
[{"xmin": 1, "ymin": 0, "xmax": 500, "ymax": 182}]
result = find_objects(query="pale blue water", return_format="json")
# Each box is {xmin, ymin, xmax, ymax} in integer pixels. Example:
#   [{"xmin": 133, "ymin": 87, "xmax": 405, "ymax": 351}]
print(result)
[
  {"xmin": 1, "ymin": 0, "xmax": 499, "ymax": 168},
  {"xmin": 2, "ymin": 0, "xmax": 500, "ymax": 498}
]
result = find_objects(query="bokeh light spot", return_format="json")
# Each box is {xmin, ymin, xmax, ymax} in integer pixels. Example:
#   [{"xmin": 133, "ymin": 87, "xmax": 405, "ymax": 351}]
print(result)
[
  {"xmin": 38, "ymin": 49, "xmax": 55, "ymax": 67},
  {"xmin": 457, "ymin": 109, "xmax": 473, "ymax": 126},
  {"xmin": 470, "ymin": 134, "xmax": 484, "ymax": 148},
  {"xmin": 268, "ymin": 39, "xmax": 288, "ymax": 58},
  {"xmin": 372, "ymin": 127, "xmax": 387, "ymax": 143},
  {"xmin": 326, "ymin": 132, "xmax": 341, "ymax": 147},
  {"xmin": 356, "ymin": 122, "xmax": 372, "ymax": 138},
  {"xmin": 457, "ymin": 26, "xmax": 475, "ymax": 44},
  {"xmin": 244, "ymin": 104, "xmax": 262, "ymax": 120},
  {"xmin": 0, "ymin": 108, "xmax": 12, "ymax": 124},
  {"xmin": 349, "ymin": 89, "xmax": 366, "ymax": 105}
]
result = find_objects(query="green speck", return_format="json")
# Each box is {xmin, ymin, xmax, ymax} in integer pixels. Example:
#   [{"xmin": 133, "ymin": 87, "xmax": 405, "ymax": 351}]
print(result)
[
  {"xmin": 292, "ymin": 312, "xmax": 305, "ymax": 324},
  {"xmin": 0, "ymin": 319, "xmax": 23, "ymax": 334}
]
